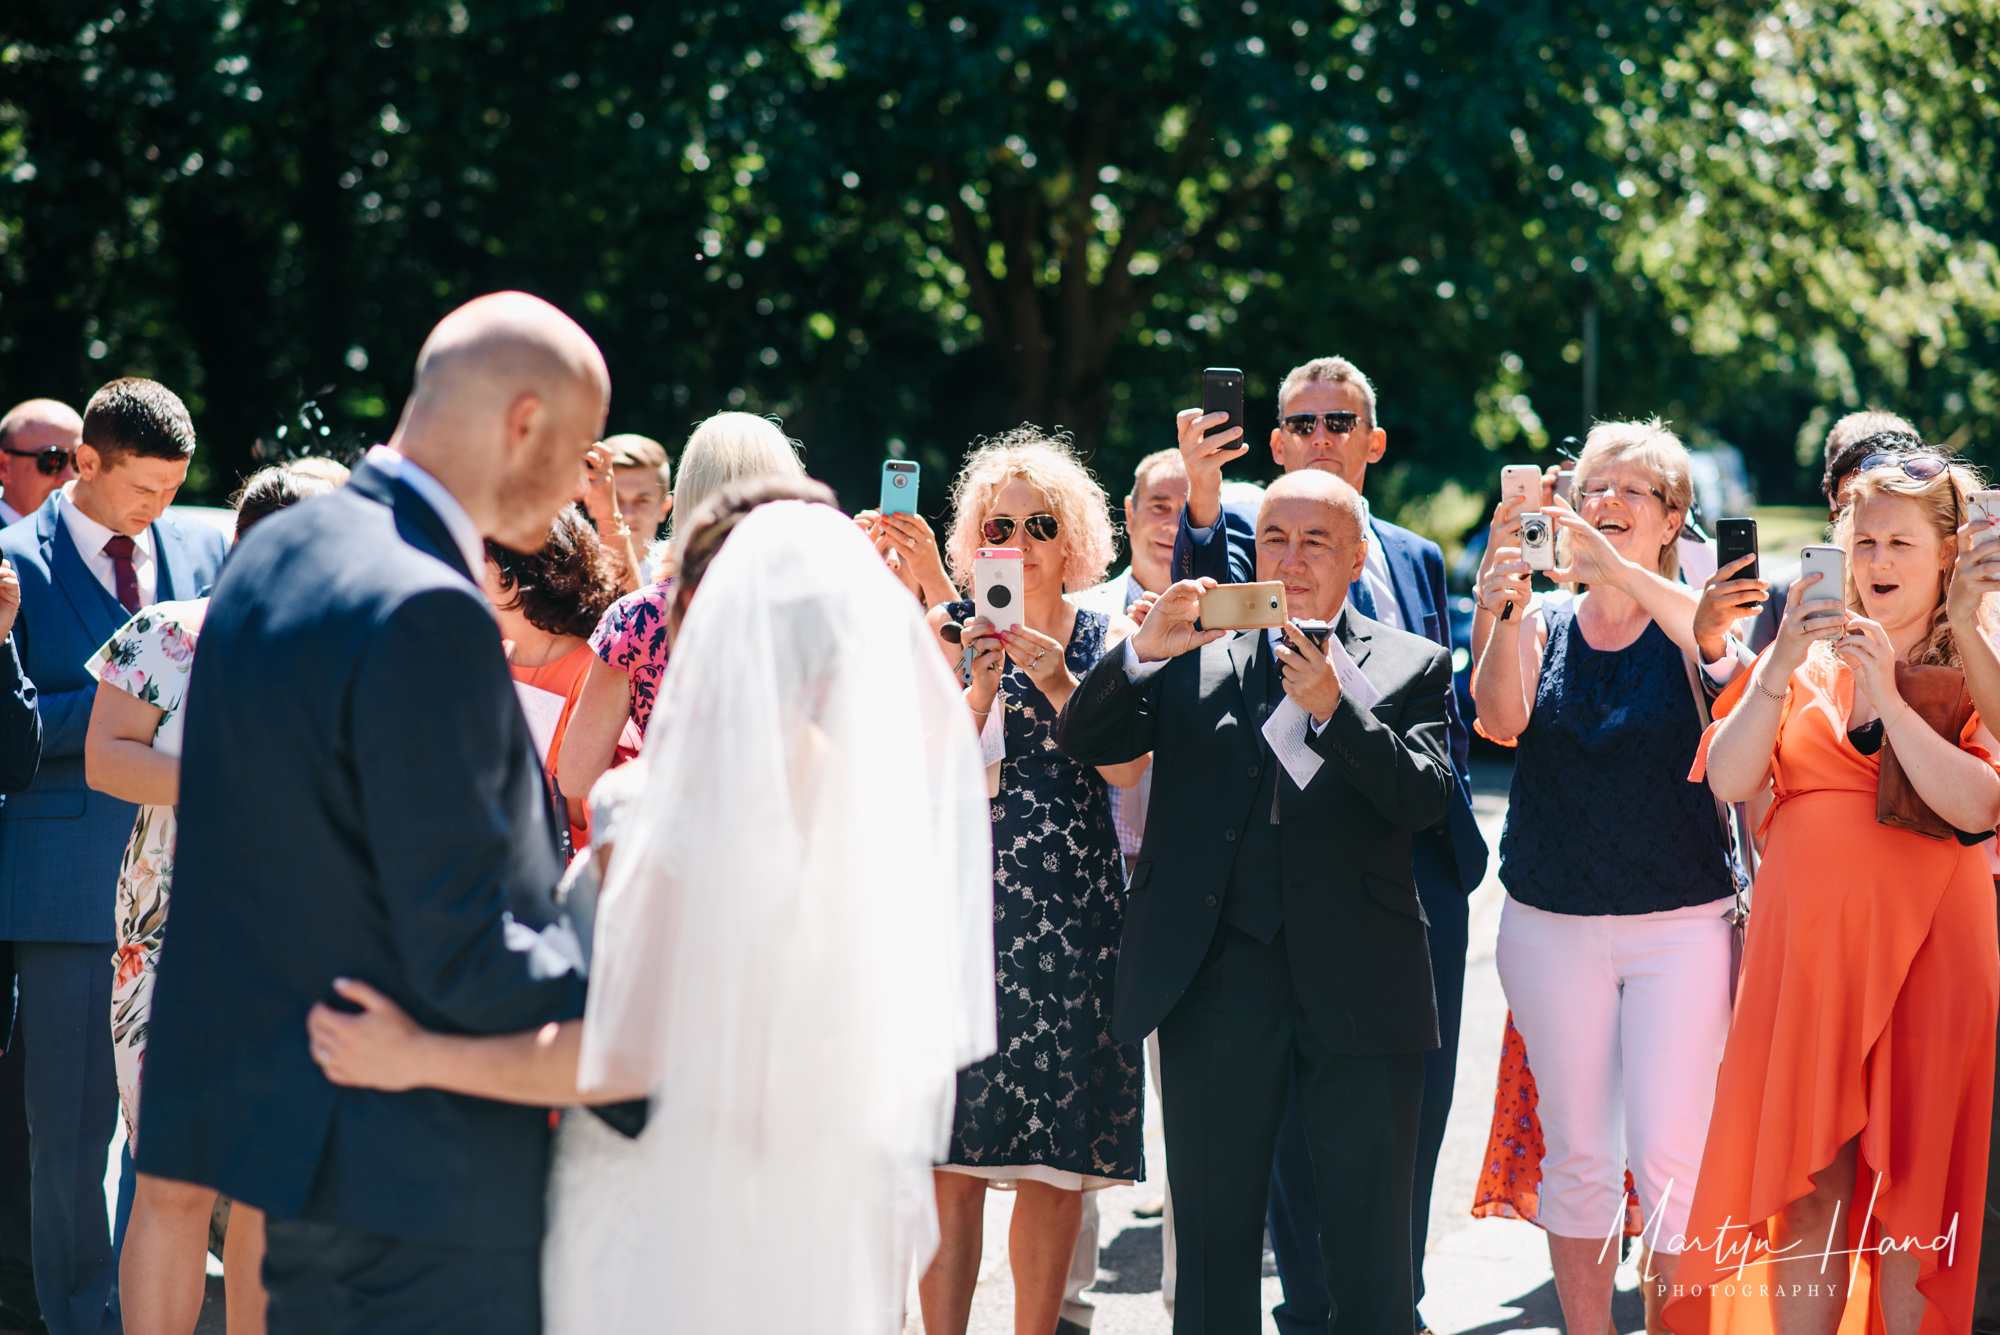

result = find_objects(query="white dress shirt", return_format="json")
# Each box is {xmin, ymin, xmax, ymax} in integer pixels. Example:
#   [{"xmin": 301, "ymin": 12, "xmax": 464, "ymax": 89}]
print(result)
[
  {"xmin": 59, "ymin": 484, "xmax": 157, "ymax": 608},
  {"xmin": 0, "ymin": 498, "xmax": 22, "ymax": 528},
  {"xmin": 364, "ymin": 445, "xmax": 486, "ymax": 577}
]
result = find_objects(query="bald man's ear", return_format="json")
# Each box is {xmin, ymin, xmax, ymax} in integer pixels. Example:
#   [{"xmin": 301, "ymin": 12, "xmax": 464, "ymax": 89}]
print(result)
[
  {"xmin": 501, "ymin": 391, "xmax": 545, "ymax": 459},
  {"xmin": 1349, "ymin": 534, "xmax": 1370, "ymax": 585}
]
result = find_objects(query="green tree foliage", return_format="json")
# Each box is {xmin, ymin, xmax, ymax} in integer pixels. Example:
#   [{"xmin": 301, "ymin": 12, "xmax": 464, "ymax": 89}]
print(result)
[{"xmin": 0, "ymin": 0, "xmax": 1991, "ymax": 540}]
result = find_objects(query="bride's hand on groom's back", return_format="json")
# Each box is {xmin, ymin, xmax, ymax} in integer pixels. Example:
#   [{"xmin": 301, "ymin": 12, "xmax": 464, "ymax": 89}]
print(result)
[{"xmin": 308, "ymin": 977, "xmax": 430, "ymax": 1092}]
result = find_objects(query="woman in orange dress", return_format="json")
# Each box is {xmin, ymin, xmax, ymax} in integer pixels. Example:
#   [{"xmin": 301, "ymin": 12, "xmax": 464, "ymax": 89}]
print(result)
[
  {"xmin": 1669, "ymin": 459, "xmax": 2000, "ymax": 1335},
  {"xmin": 481, "ymin": 507, "xmax": 620, "ymax": 849}
]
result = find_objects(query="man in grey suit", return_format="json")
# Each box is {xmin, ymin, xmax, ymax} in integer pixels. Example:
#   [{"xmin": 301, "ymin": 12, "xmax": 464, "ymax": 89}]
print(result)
[
  {"xmin": 1056, "ymin": 470, "xmax": 1453, "ymax": 1335},
  {"xmin": 0, "ymin": 379, "xmax": 227, "ymax": 1335}
]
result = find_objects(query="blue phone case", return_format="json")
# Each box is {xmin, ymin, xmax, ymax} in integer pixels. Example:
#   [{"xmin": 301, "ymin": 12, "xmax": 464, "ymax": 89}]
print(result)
[{"xmin": 880, "ymin": 460, "xmax": 919, "ymax": 516}]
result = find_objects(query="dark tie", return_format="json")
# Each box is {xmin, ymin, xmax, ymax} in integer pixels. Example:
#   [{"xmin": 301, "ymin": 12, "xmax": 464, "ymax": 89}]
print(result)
[
  {"xmin": 102, "ymin": 535, "xmax": 142, "ymax": 615},
  {"xmin": 1348, "ymin": 574, "xmax": 1378, "ymax": 619}
]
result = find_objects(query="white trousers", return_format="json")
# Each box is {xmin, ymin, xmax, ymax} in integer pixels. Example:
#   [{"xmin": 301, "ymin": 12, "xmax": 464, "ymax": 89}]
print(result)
[{"xmin": 1494, "ymin": 895, "xmax": 1733, "ymax": 1250}]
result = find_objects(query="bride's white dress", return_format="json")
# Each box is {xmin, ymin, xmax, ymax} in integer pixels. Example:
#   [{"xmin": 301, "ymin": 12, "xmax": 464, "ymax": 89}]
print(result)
[{"xmin": 537, "ymin": 503, "xmax": 996, "ymax": 1333}]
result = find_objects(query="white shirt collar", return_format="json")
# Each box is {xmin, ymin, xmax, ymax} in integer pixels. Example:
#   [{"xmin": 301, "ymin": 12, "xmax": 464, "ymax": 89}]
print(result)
[
  {"xmin": 58, "ymin": 483, "xmax": 155, "ymax": 563},
  {"xmin": 0, "ymin": 498, "xmax": 21, "ymax": 528},
  {"xmin": 365, "ymin": 445, "xmax": 485, "ymax": 577}
]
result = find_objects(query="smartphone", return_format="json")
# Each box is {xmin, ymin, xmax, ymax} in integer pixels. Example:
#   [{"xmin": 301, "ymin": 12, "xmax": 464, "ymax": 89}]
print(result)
[
  {"xmin": 1199, "ymin": 581, "xmax": 1287, "ymax": 630},
  {"xmin": 1500, "ymin": 465, "xmax": 1542, "ymax": 509},
  {"xmin": 879, "ymin": 459, "xmax": 919, "ymax": 516},
  {"xmin": 1798, "ymin": 544, "xmax": 1846, "ymax": 628},
  {"xmin": 1201, "ymin": 367, "xmax": 1245, "ymax": 444},
  {"xmin": 1519, "ymin": 510, "xmax": 1556, "ymax": 572},
  {"xmin": 1715, "ymin": 518, "xmax": 1759, "ymax": 581},
  {"xmin": 1972, "ymin": 490, "xmax": 2000, "ymax": 546},
  {"xmin": 974, "ymin": 547, "xmax": 1025, "ymax": 632},
  {"xmin": 1291, "ymin": 618, "xmax": 1334, "ymax": 651}
]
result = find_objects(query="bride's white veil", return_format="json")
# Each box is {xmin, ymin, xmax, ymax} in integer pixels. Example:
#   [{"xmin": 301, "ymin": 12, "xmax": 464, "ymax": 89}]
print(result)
[{"xmin": 577, "ymin": 500, "xmax": 995, "ymax": 1330}]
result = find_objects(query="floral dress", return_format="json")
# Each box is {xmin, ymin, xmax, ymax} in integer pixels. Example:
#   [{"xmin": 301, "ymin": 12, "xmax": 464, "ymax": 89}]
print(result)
[
  {"xmin": 86, "ymin": 598, "xmax": 205, "ymax": 1144},
  {"xmin": 945, "ymin": 608, "xmax": 1146, "ymax": 1188},
  {"xmin": 588, "ymin": 578, "xmax": 673, "ymax": 738}
]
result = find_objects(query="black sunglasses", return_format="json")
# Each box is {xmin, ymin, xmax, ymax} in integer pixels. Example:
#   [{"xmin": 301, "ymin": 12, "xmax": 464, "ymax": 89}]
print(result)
[
  {"xmin": 1, "ymin": 445, "xmax": 74, "ymax": 477},
  {"xmin": 1279, "ymin": 411, "xmax": 1362, "ymax": 437},
  {"xmin": 982, "ymin": 513, "xmax": 1059, "ymax": 544}
]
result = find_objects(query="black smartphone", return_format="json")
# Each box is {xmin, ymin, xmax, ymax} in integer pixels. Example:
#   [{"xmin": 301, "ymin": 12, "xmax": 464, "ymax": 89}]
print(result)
[
  {"xmin": 1292, "ymin": 618, "xmax": 1333, "ymax": 651},
  {"xmin": 1715, "ymin": 518, "xmax": 1759, "ymax": 581},
  {"xmin": 1201, "ymin": 367, "xmax": 1244, "ymax": 444}
]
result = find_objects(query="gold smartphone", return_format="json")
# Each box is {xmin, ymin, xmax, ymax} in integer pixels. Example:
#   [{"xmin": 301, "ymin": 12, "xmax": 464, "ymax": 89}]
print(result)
[{"xmin": 1199, "ymin": 581, "xmax": 1288, "ymax": 630}]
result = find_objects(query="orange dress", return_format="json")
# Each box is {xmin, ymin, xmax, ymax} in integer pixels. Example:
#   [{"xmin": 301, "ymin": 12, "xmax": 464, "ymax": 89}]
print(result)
[
  {"xmin": 510, "ymin": 642, "xmax": 593, "ymax": 850},
  {"xmin": 1665, "ymin": 656, "xmax": 1999, "ymax": 1335}
]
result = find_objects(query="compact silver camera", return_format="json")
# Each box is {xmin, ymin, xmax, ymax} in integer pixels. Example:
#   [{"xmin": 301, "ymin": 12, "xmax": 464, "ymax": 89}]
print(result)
[{"xmin": 1520, "ymin": 510, "xmax": 1556, "ymax": 572}]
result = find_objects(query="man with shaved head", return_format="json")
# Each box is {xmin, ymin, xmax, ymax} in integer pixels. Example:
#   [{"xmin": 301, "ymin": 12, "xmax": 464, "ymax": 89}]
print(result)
[
  {"xmin": 0, "ymin": 399, "xmax": 81, "ymax": 526},
  {"xmin": 1057, "ymin": 469, "xmax": 1455, "ymax": 1335},
  {"xmin": 136, "ymin": 293, "xmax": 608, "ymax": 1334}
]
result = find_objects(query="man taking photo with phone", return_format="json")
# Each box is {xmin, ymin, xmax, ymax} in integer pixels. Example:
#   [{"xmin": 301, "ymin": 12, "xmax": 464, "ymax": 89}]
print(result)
[{"xmin": 1172, "ymin": 357, "xmax": 1484, "ymax": 1335}]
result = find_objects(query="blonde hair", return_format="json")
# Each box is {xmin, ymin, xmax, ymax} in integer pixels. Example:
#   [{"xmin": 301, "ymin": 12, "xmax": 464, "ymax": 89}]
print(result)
[
  {"xmin": 1829, "ymin": 461, "xmax": 1982, "ymax": 668},
  {"xmin": 945, "ymin": 427, "xmax": 1116, "ymax": 595},
  {"xmin": 658, "ymin": 412, "xmax": 805, "ymax": 567},
  {"xmin": 1572, "ymin": 418, "xmax": 1693, "ymax": 578},
  {"xmin": 1276, "ymin": 356, "xmax": 1378, "ymax": 428}
]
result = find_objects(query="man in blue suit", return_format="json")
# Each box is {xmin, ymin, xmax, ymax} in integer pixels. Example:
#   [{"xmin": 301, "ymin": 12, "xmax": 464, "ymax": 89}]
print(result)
[
  {"xmin": 1170, "ymin": 355, "xmax": 1487, "ymax": 1335},
  {"xmin": 139, "ymin": 292, "xmax": 603, "ymax": 1335},
  {"xmin": 0, "ymin": 377, "xmax": 226, "ymax": 1335}
]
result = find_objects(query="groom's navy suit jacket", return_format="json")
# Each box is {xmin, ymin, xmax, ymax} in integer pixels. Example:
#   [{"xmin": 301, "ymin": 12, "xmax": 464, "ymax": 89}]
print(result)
[{"xmin": 138, "ymin": 459, "xmax": 584, "ymax": 1250}]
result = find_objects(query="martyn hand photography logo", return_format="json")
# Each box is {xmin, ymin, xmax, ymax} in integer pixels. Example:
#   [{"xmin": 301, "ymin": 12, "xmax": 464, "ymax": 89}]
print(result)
[{"xmin": 1612, "ymin": 1178, "xmax": 1961, "ymax": 1300}]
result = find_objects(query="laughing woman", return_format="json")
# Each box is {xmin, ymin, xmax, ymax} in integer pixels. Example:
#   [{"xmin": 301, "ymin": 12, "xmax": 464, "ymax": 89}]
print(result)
[
  {"xmin": 1668, "ymin": 456, "xmax": 2000, "ymax": 1335},
  {"xmin": 1472, "ymin": 420, "xmax": 1737, "ymax": 1335}
]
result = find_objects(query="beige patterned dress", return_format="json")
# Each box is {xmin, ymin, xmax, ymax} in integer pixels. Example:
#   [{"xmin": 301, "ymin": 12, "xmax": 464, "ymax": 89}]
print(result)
[{"xmin": 86, "ymin": 598, "xmax": 206, "ymax": 1144}]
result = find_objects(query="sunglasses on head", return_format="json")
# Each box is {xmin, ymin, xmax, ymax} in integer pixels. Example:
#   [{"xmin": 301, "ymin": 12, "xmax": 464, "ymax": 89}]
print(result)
[
  {"xmin": 982, "ymin": 513, "xmax": 1060, "ymax": 544},
  {"xmin": 1, "ymin": 445, "xmax": 74, "ymax": 477},
  {"xmin": 1855, "ymin": 451, "xmax": 1950, "ymax": 481},
  {"xmin": 1279, "ymin": 411, "xmax": 1362, "ymax": 437}
]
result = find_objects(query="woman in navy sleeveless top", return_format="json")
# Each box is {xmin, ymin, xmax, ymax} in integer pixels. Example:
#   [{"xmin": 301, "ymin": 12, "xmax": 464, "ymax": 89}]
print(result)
[{"xmin": 1470, "ymin": 422, "xmax": 1735, "ymax": 1335}]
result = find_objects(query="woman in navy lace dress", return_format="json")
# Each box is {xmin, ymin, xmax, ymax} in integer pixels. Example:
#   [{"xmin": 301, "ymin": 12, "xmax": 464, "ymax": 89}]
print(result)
[{"xmin": 919, "ymin": 429, "xmax": 1148, "ymax": 1335}]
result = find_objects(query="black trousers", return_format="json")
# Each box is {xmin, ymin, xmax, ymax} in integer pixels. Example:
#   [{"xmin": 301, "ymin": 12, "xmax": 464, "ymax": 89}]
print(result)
[
  {"xmin": 263, "ymin": 1217, "xmax": 540, "ymax": 1335},
  {"xmin": 1267, "ymin": 833, "xmax": 1468, "ymax": 1333},
  {"xmin": 1157, "ymin": 923, "xmax": 1425, "ymax": 1335}
]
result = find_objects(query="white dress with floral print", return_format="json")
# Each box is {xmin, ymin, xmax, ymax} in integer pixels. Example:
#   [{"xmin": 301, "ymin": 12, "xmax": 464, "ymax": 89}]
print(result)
[{"xmin": 87, "ymin": 598, "xmax": 205, "ymax": 1145}]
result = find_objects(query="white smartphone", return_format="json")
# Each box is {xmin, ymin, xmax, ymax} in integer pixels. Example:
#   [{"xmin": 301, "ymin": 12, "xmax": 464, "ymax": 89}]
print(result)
[
  {"xmin": 1500, "ymin": 465, "xmax": 1542, "ymax": 509},
  {"xmin": 1798, "ymin": 544, "xmax": 1846, "ymax": 628},
  {"xmin": 1971, "ymin": 490, "xmax": 2000, "ymax": 545},
  {"xmin": 974, "ymin": 547, "xmax": 1025, "ymax": 632},
  {"xmin": 1520, "ymin": 509, "xmax": 1557, "ymax": 572}
]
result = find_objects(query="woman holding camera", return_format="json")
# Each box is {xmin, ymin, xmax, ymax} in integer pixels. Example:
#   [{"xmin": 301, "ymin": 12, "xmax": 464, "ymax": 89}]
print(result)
[
  {"xmin": 1471, "ymin": 420, "xmax": 1737, "ymax": 1335},
  {"xmin": 1666, "ymin": 458, "xmax": 2000, "ymax": 1335},
  {"xmin": 919, "ymin": 429, "xmax": 1147, "ymax": 1335}
]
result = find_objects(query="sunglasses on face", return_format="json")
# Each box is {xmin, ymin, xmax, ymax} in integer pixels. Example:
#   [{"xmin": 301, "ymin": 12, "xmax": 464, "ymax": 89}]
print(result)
[
  {"xmin": 1577, "ymin": 481, "xmax": 1665, "ymax": 506},
  {"xmin": 982, "ymin": 513, "xmax": 1060, "ymax": 544},
  {"xmin": 1279, "ymin": 412, "xmax": 1362, "ymax": 437},
  {"xmin": 1, "ymin": 445, "xmax": 74, "ymax": 477}
]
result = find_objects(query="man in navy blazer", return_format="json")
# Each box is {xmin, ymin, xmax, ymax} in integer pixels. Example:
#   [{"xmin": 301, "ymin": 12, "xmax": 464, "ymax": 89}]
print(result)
[
  {"xmin": 1170, "ymin": 356, "xmax": 1487, "ymax": 1335},
  {"xmin": 138, "ymin": 293, "xmax": 605, "ymax": 1335},
  {"xmin": 0, "ymin": 377, "xmax": 225, "ymax": 1335}
]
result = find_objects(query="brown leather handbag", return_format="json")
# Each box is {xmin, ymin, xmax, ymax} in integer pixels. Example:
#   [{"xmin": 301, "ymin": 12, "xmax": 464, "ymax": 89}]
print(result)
[{"xmin": 1877, "ymin": 663, "xmax": 1977, "ymax": 839}]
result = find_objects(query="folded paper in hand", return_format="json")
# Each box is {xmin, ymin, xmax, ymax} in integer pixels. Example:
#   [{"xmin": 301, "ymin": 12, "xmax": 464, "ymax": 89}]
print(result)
[{"xmin": 1258, "ymin": 632, "xmax": 1380, "ymax": 791}]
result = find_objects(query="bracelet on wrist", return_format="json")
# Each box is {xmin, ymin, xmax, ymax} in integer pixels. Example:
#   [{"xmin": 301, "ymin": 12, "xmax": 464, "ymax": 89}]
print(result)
[{"xmin": 1752, "ymin": 671, "xmax": 1787, "ymax": 702}]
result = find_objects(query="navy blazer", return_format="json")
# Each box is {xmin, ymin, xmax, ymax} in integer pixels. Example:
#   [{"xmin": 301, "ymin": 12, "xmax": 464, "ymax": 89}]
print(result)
[
  {"xmin": 1172, "ymin": 497, "xmax": 1489, "ymax": 892},
  {"xmin": 0, "ymin": 498, "xmax": 226, "ymax": 942},
  {"xmin": 136, "ymin": 460, "xmax": 585, "ymax": 1250}
]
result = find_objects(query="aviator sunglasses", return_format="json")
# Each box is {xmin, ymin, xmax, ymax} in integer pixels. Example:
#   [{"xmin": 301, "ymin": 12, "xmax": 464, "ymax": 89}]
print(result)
[
  {"xmin": 982, "ymin": 513, "xmax": 1060, "ymax": 544},
  {"xmin": 1, "ymin": 444, "xmax": 74, "ymax": 477},
  {"xmin": 1279, "ymin": 411, "xmax": 1362, "ymax": 437}
]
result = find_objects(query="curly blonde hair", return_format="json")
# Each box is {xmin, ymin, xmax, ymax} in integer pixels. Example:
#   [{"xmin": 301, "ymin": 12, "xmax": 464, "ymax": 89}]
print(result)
[
  {"xmin": 945, "ymin": 427, "xmax": 1117, "ymax": 595},
  {"xmin": 1827, "ymin": 459, "xmax": 1983, "ymax": 668}
]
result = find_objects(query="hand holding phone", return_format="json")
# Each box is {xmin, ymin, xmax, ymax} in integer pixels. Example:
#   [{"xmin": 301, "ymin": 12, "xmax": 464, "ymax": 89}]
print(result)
[
  {"xmin": 974, "ymin": 547, "xmax": 1025, "ymax": 633},
  {"xmin": 1795, "ymin": 544, "xmax": 1847, "ymax": 636},
  {"xmin": 1970, "ymin": 490, "xmax": 2000, "ymax": 546}
]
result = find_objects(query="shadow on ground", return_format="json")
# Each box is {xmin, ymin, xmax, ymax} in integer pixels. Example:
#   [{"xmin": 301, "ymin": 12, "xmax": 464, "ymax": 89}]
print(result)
[{"xmin": 1451, "ymin": 1276, "xmax": 1645, "ymax": 1335}]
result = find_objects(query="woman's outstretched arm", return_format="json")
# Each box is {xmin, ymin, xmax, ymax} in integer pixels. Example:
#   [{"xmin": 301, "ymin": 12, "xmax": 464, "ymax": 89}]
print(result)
[{"xmin": 307, "ymin": 977, "xmax": 645, "ymax": 1106}]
